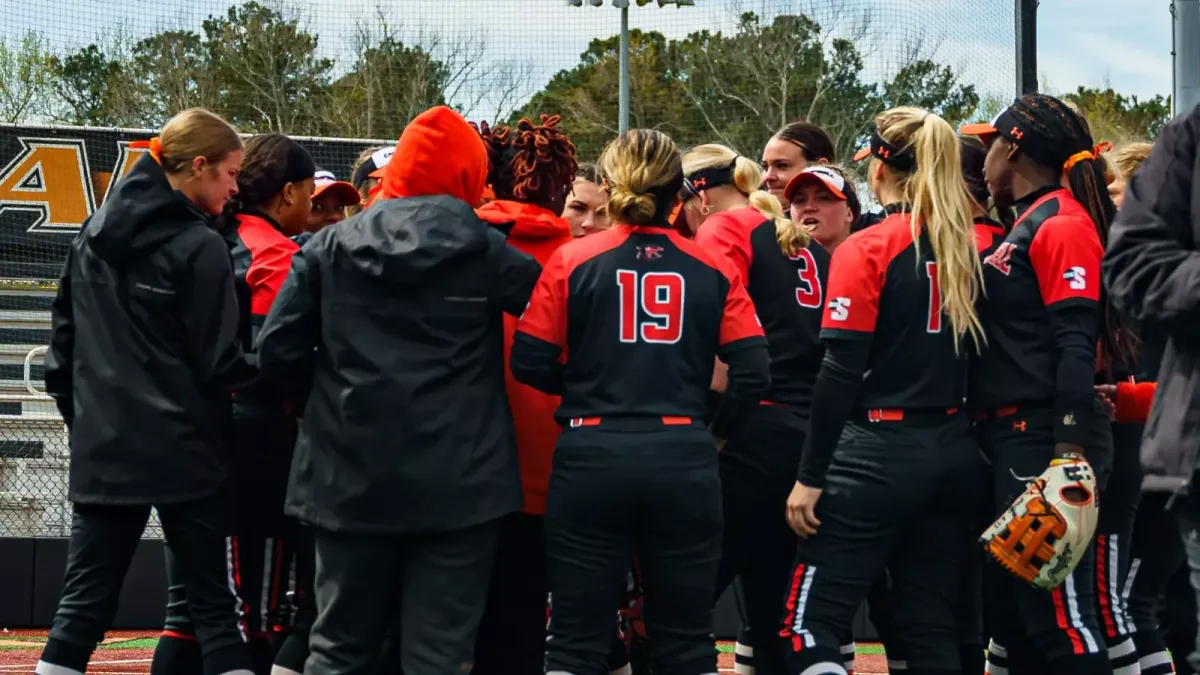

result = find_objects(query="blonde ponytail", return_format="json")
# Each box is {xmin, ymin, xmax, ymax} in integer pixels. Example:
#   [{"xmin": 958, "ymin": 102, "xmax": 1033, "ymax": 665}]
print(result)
[
  {"xmin": 599, "ymin": 129, "xmax": 683, "ymax": 226},
  {"xmin": 878, "ymin": 107, "xmax": 986, "ymax": 353},
  {"xmin": 683, "ymin": 144, "xmax": 809, "ymax": 255}
]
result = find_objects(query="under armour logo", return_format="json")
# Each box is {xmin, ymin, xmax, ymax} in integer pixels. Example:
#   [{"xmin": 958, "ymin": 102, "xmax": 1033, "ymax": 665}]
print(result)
[
  {"xmin": 1013, "ymin": 420, "xmax": 1027, "ymax": 432},
  {"xmin": 636, "ymin": 245, "xmax": 664, "ymax": 260},
  {"xmin": 692, "ymin": 177, "xmax": 708, "ymax": 188},
  {"xmin": 1010, "ymin": 126, "xmax": 1025, "ymax": 140}
]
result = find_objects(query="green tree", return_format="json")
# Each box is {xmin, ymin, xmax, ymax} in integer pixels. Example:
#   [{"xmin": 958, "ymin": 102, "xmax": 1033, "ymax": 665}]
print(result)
[
  {"xmin": 47, "ymin": 37, "xmax": 148, "ymax": 127},
  {"xmin": 129, "ymin": 30, "xmax": 220, "ymax": 126},
  {"xmin": 0, "ymin": 31, "xmax": 54, "ymax": 123},
  {"xmin": 1061, "ymin": 86, "xmax": 1171, "ymax": 142},
  {"xmin": 200, "ymin": 1, "xmax": 334, "ymax": 133},
  {"xmin": 321, "ymin": 23, "xmax": 448, "ymax": 139},
  {"xmin": 516, "ymin": 30, "xmax": 691, "ymax": 161}
]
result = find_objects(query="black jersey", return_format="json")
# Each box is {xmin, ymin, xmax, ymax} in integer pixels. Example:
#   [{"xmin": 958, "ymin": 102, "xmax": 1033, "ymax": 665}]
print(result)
[
  {"xmin": 693, "ymin": 206, "xmax": 831, "ymax": 408},
  {"xmin": 511, "ymin": 223, "xmax": 770, "ymax": 423},
  {"xmin": 970, "ymin": 187, "xmax": 1102, "ymax": 445},
  {"xmin": 820, "ymin": 212, "xmax": 968, "ymax": 409}
]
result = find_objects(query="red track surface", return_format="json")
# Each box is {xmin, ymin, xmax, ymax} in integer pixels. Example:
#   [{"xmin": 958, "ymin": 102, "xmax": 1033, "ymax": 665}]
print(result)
[{"xmin": 0, "ymin": 632, "xmax": 892, "ymax": 673}]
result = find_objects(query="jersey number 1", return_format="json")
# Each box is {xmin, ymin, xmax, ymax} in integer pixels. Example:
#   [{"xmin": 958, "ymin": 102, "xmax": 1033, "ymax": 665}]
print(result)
[
  {"xmin": 617, "ymin": 269, "xmax": 685, "ymax": 344},
  {"xmin": 926, "ymin": 261, "xmax": 942, "ymax": 333}
]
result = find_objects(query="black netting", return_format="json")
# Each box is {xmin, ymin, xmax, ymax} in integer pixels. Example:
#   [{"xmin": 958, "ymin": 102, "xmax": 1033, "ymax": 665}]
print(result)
[{"xmin": 0, "ymin": 0, "xmax": 1016, "ymax": 538}]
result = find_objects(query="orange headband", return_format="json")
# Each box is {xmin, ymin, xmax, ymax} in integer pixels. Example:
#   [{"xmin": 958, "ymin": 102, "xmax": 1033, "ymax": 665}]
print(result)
[
  {"xmin": 1062, "ymin": 142, "xmax": 1113, "ymax": 174},
  {"xmin": 129, "ymin": 137, "xmax": 163, "ymax": 164}
]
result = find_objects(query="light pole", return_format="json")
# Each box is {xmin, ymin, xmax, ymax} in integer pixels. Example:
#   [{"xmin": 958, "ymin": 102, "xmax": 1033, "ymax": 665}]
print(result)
[{"xmin": 567, "ymin": 0, "xmax": 694, "ymax": 134}]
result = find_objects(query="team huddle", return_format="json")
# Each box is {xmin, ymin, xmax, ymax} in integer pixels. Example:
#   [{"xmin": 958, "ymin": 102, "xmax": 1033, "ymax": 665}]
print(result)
[{"xmin": 26, "ymin": 90, "xmax": 1194, "ymax": 675}]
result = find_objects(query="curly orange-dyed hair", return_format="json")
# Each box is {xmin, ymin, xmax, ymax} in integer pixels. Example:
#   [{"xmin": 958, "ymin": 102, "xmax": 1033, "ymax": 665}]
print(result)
[{"xmin": 472, "ymin": 114, "xmax": 578, "ymax": 210}]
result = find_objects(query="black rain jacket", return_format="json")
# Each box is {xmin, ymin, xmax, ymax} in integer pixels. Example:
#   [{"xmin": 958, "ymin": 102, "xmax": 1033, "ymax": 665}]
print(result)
[
  {"xmin": 256, "ymin": 196, "xmax": 541, "ymax": 534},
  {"xmin": 1104, "ymin": 104, "xmax": 1200, "ymax": 493},
  {"xmin": 44, "ymin": 154, "xmax": 254, "ymax": 505}
]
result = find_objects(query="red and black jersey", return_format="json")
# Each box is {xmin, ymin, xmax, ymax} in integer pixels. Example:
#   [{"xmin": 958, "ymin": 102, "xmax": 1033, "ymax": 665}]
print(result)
[
  {"xmin": 969, "ymin": 186, "xmax": 1102, "ymax": 445},
  {"xmin": 693, "ymin": 206, "xmax": 830, "ymax": 408},
  {"xmin": 229, "ymin": 211, "xmax": 300, "ymax": 345},
  {"xmin": 821, "ymin": 212, "xmax": 967, "ymax": 409},
  {"xmin": 511, "ymin": 223, "xmax": 770, "ymax": 422},
  {"xmin": 796, "ymin": 210, "xmax": 969, "ymax": 487}
]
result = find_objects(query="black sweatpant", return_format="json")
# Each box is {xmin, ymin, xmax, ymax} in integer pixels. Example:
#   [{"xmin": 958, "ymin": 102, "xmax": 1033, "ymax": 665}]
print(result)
[
  {"xmin": 544, "ymin": 421, "xmax": 722, "ymax": 675},
  {"xmin": 780, "ymin": 411, "xmax": 985, "ymax": 675},
  {"xmin": 473, "ymin": 512, "xmax": 549, "ymax": 675},
  {"xmin": 978, "ymin": 404, "xmax": 1114, "ymax": 675},
  {"xmin": 40, "ymin": 494, "xmax": 251, "ymax": 675},
  {"xmin": 1127, "ymin": 490, "xmax": 1189, "ymax": 675},
  {"xmin": 306, "ymin": 519, "xmax": 500, "ymax": 675},
  {"xmin": 713, "ymin": 403, "xmax": 805, "ymax": 675}
]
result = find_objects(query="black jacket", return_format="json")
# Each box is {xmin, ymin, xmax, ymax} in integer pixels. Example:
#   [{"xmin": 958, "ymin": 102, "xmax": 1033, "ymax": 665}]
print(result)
[
  {"xmin": 44, "ymin": 154, "xmax": 254, "ymax": 505},
  {"xmin": 1103, "ymin": 104, "xmax": 1200, "ymax": 493},
  {"xmin": 256, "ymin": 195, "xmax": 541, "ymax": 534}
]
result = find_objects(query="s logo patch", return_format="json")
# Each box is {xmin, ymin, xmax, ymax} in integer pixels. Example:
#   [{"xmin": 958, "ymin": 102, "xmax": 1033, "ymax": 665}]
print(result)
[
  {"xmin": 1064, "ymin": 266, "xmax": 1086, "ymax": 290},
  {"xmin": 828, "ymin": 297, "xmax": 851, "ymax": 322}
]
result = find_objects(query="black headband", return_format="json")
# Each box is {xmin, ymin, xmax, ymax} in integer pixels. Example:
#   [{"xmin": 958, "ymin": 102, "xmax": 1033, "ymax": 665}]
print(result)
[
  {"xmin": 683, "ymin": 157, "xmax": 738, "ymax": 195},
  {"xmin": 868, "ymin": 131, "xmax": 916, "ymax": 172},
  {"xmin": 283, "ymin": 141, "xmax": 317, "ymax": 184}
]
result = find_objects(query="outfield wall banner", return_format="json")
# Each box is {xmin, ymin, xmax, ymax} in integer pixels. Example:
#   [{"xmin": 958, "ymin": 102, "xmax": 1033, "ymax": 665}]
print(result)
[{"xmin": 0, "ymin": 124, "xmax": 392, "ymax": 280}]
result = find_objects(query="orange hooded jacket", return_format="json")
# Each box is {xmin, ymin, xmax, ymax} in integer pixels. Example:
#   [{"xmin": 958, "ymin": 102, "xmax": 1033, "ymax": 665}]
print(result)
[
  {"xmin": 476, "ymin": 199, "xmax": 573, "ymax": 515},
  {"xmin": 382, "ymin": 106, "xmax": 488, "ymax": 205}
]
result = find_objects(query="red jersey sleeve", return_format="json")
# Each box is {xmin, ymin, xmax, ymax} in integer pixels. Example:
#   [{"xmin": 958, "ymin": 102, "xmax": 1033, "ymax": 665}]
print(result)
[
  {"xmin": 820, "ymin": 233, "xmax": 882, "ymax": 336},
  {"xmin": 694, "ymin": 211, "xmax": 754, "ymax": 285},
  {"xmin": 515, "ymin": 248, "xmax": 569, "ymax": 348},
  {"xmin": 1028, "ymin": 215, "xmax": 1102, "ymax": 307},
  {"xmin": 718, "ymin": 264, "xmax": 765, "ymax": 347},
  {"xmin": 246, "ymin": 238, "xmax": 300, "ymax": 317}
]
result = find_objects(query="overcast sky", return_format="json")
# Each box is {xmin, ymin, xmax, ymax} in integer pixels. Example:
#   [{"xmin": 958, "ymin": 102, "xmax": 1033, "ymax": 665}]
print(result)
[{"xmin": 7, "ymin": 1, "xmax": 1177, "ymax": 116}]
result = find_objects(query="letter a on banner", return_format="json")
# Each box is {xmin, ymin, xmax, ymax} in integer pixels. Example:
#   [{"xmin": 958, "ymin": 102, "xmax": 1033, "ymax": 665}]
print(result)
[{"xmin": 0, "ymin": 138, "xmax": 95, "ymax": 232}]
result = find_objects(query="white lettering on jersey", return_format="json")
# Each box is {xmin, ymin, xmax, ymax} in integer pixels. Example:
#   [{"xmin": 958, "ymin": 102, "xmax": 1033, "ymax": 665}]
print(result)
[
  {"xmin": 828, "ymin": 297, "xmax": 851, "ymax": 322},
  {"xmin": 1064, "ymin": 266, "xmax": 1087, "ymax": 290}
]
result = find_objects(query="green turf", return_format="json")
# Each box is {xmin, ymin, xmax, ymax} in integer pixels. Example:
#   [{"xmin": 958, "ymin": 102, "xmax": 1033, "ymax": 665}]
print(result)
[{"xmin": 715, "ymin": 642, "xmax": 885, "ymax": 655}]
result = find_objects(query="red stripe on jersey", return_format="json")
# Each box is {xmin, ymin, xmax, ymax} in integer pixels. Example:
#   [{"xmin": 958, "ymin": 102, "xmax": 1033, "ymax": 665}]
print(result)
[
  {"xmin": 1051, "ymin": 586, "xmax": 1087, "ymax": 655},
  {"xmin": 665, "ymin": 228, "xmax": 764, "ymax": 346},
  {"xmin": 693, "ymin": 206, "xmax": 761, "ymax": 285},
  {"xmin": 236, "ymin": 214, "xmax": 301, "ymax": 317},
  {"xmin": 973, "ymin": 219, "xmax": 1007, "ymax": 252},
  {"xmin": 821, "ymin": 213, "xmax": 920, "ymax": 334},
  {"xmin": 1096, "ymin": 535, "xmax": 1118, "ymax": 638}
]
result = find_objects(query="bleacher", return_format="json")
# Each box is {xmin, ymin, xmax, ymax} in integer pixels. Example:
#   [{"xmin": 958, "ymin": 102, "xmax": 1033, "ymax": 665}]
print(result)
[{"xmin": 0, "ymin": 279, "xmax": 72, "ymax": 539}]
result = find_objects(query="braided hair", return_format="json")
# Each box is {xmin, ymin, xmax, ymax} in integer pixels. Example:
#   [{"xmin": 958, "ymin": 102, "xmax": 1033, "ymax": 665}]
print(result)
[
  {"xmin": 473, "ymin": 115, "xmax": 579, "ymax": 212},
  {"xmin": 1005, "ymin": 93, "xmax": 1132, "ymax": 374}
]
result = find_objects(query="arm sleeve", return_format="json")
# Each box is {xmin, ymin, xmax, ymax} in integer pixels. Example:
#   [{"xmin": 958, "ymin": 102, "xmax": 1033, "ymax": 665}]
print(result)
[
  {"xmin": 1103, "ymin": 114, "xmax": 1200, "ymax": 338},
  {"xmin": 797, "ymin": 338, "xmax": 871, "ymax": 488},
  {"xmin": 819, "ymin": 235, "xmax": 882, "ymax": 340},
  {"xmin": 694, "ymin": 212, "xmax": 754, "ymax": 284},
  {"xmin": 44, "ymin": 250, "xmax": 75, "ymax": 427},
  {"xmin": 488, "ymin": 231, "xmax": 543, "ymax": 317},
  {"xmin": 511, "ymin": 249, "xmax": 568, "ymax": 394},
  {"xmin": 1029, "ymin": 217, "xmax": 1102, "ymax": 446},
  {"xmin": 1114, "ymin": 381, "xmax": 1157, "ymax": 424},
  {"xmin": 183, "ymin": 234, "xmax": 257, "ymax": 391},
  {"xmin": 714, "ymin": 260, "xmax": 770, "ymax": 397},
  {"xmin": 255, "ymin": 251, "xmax": 322, "ymax": 403}
]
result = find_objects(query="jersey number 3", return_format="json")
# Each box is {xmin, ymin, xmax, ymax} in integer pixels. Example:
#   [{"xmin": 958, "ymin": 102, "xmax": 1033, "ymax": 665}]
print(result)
[
  {"xmin": 790, "ymin": 249, "xmax": 823, "ymax": 309},
  {"xmin": 617, "ymin": 269, "xmax": 685, "ymax": 344}
]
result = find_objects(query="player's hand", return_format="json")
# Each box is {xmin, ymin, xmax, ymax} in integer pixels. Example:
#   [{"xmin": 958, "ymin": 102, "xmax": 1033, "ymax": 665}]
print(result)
[
  {"xmin": 1053, "ymin": 443, "xmax": 1086, "ymax": 460},
  {"xmin": 786, "ymin": 482, "xmax": 822, "ymax": 538},
  {"xmin": 1095, "ymin": 384, "xmax": 1117, "ymax": 420}
]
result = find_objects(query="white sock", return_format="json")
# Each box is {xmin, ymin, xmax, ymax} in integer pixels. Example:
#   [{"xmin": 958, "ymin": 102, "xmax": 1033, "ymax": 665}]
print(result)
[
  {"xmin": 271, "ymin": 667, "xmax": 304, "ymax": 675},
  {"xmin": 35, "ymin": 663, "xmax": 84, "ymax": 675}
]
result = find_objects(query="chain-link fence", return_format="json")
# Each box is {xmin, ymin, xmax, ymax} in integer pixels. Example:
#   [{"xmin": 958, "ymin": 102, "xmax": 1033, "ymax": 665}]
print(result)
[{"xmin": 0, "ymin": 0, "xmax": 1018, "ymax": 538}]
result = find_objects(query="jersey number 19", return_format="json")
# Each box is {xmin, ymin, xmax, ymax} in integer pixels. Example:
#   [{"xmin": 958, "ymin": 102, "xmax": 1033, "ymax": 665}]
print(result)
[{"xmin": 617, "ymin": 269, "xmax": 685, "ymax": 344}]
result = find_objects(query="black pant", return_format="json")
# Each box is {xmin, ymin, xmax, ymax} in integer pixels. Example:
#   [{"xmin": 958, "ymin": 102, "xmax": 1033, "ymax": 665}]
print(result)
[
  {"xmin": 712, "ymin": 403, "xmax": 805, "ymax": 675},
  {"xmin": 41, "ymin": 494, "xmax": 252, "ymax": 675},
  {"xmin": 1092, "ymin": 423, "xmax": 1143, "ymax": 673},
  {"xmin": 473, "ymin": 512, "xmax": 549, "ymax": 675},
  {"xmin": 306, "ymin": 519, "xmax": 500, "ymax": 675},
  {"xmin": 979, "ymin": 404, "xmax": 1113, "ymax": 675},
  {"xmin": 545, "ymin": 422, "xmax": 722, "ymax": 675},
  {"xmin": 780, "ymin": 412, "xmax": 985, "ymax": 674},
  {"xmin": 1128, "ymin": 490, "xmax": 1190, "ymax": 675}
]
